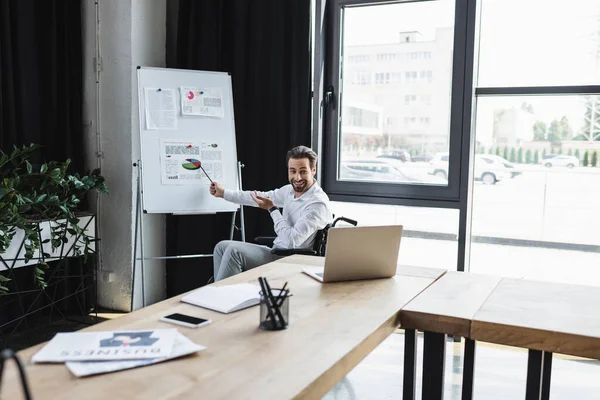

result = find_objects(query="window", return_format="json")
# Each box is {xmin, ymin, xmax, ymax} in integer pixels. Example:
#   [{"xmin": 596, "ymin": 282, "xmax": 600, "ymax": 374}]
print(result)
[
  {"xmin": 347, "ymin": 54, "xmax": 370, "ymax": 63},
  {"xmin": 420, "ymin": 70, "xmax": 433, "ymax": 83},
  {"xmin": 376, "ymin": 53, "xmax": 397, "ymax": 62},
  {"xmin": 404, "ymin": 94, "xmax": 417, "ymax": 105},
  {"xmin": 321, "ymin": 5, "xmax": 600, "ymax": 394},
  {"xmin": 478, "ymin": 0, "xmax": 600, "ymax": 87},
  {"xmin": 405, "ymin": 71, "xmax": 418, "ymax": 84},
  {"xmin": 343, "ymin": 106, "xmax": 380, "ymax": 129},
  {"xmin": 356, "ymin": 71, "xmax": 371, "ymax": 85},
  {"xmin": 470, "ymin": 0, "xmax": 600, "ymax": 299},
  {"xmin": 375, "ymin": 72, "xmax": 390, "ymax": 84},
  {"xmin": 325, "ymin": 0, "xmax": 465, "ymax": 198},
  {"xmin": 421, "ymin": 94, "xmax": 433, "ymax": 105}
]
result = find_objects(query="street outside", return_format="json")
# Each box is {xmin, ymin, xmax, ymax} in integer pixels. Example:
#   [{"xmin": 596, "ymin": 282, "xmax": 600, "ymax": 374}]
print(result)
[{"xmin": 330, "ymin": 163, "xmax": 600, "ymax": 286}]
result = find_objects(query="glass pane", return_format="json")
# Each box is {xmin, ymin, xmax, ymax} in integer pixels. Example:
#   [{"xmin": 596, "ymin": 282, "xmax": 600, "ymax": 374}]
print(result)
[
  {"xmin": 478, "ymin": 0, "xmax": 600, "ymax": 87},
  {"xmin": 331, "ymin": 201, "xmax": 459, "ymax": 271},
  {"xmin": 339, "ymin": 0, "xmax": 455, "ymax": 186},
  {"xmin": 469, "ymin": 95, "xmax": 600, "ymax": 286}
]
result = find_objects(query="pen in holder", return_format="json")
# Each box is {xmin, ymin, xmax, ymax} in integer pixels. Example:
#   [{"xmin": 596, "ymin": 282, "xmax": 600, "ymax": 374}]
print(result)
[{"xmin": 258, "ymin": 277, "xmax": 290, "ymax": 331}]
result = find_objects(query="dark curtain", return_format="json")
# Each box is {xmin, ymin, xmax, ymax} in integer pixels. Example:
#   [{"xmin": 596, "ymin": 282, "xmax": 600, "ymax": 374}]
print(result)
[
  {"xmin": 166, "ymin": 0, "xmax": 312, "ymax": 296},
  {"xmin": 0, "ymin": 0, "xmax": 85, "ymax": 338},
  {"xmin": 0, "ymin": 0, "xmax": 83, "ymax": 168}
]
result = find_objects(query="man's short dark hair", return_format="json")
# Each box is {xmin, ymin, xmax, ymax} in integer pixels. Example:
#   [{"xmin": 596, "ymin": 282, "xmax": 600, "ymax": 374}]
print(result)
[{"xmin": 286, "ymin": 146, "xmax": 318, "ymax": 169}]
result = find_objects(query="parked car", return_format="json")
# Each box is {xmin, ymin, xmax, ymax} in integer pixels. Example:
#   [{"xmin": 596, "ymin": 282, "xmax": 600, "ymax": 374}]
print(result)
[
  {"xmin": 541, "ymin": 155, "xmax": 579, "ymax": 168},
  {"xmin": 485, "ymin": 154, "xmax": 521, "ymax": 178},
  {"xmin": 340, "ymin": 159, "xmax": 446, "ymax": 185},
  {"xmin": 542, "ymin": 153, "xmax": 560, "ymax": 160},
  {"xmin": 376, "ymin": 149, "xmax": 411, "ymax": 163},
  {"xmin": 429, "ymin": 153, "xmax": 513, "ymax": 185},
  {"xmin": 410, "ymin": 154, "xmax": 434, "ymax": 163}
]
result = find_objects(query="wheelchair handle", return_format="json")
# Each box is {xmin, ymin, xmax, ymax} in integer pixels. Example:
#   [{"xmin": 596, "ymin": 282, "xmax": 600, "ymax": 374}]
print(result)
[{"xmin": 333, "ymin": 217, "xmax": 357, "ymax": 227}]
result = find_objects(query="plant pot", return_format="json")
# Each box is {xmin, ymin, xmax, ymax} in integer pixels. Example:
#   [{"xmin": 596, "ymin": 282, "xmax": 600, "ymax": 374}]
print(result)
[{"xmin": 0, "ymin": 214, "xmax": 96, "ymax": 271}]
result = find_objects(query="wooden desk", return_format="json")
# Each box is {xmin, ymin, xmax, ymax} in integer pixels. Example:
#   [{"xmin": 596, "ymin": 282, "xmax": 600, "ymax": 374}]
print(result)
[
  {"xmin": 401, "ymin": 271, "xmax": 501, "ymax": 337},
  {"xmin": 1, "ymin": 258, "xmax": 445, "ymax": 400},
  {"xmin": 472, "ymin": 278, "xmax": 600, "ymax": 360},
  {"xmin": 398, "ymin": 271, "xmax": 500, "ymax": 400},
  {"xmin": 275, "ymin": 254, "xmax": 447, "ymax": 281}
]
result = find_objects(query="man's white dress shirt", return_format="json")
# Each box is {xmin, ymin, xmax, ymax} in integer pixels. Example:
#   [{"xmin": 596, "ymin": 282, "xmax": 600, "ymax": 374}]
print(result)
[{"xmin": 223, "ymin": 182, "xmax": 332, "ymax": 249}]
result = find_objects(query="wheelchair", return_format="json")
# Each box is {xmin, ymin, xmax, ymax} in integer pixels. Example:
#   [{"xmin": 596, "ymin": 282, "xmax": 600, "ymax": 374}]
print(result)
[{"xmin": 254, "ymin": 216, "xmax": 358, "ymax": 257}]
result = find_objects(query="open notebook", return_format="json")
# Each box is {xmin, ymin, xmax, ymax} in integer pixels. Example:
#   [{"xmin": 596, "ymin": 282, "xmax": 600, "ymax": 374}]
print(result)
[{"xmin": 181, "ymin": 283, "xmax": 261, "ymax": 314}]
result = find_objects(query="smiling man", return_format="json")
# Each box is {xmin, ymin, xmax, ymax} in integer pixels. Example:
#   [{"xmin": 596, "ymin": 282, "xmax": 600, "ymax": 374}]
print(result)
[{"xmin": 209, "ymin": 146, "xmax": 332, "ymax": 281}]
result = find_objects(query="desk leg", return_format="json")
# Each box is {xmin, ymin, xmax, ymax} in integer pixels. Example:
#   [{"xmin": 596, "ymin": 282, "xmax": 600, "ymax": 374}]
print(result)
[
  {"xmin": 541, "ymin": 352, "xmax": 552, "ymax": 400},
  {"xmin": 403, "ymin": 329, "xmax": 417, "ymax": 400},
  {"xmin": 423, "ymin": 331, "xmax": 447, "ymax": 400},
  {"xmin": 461, "ymin": 339, "xmax": 476, "ymax": 400},
  {"xmin": 526, "ymin": 350, "xmax": 553, "ymax": 400}
]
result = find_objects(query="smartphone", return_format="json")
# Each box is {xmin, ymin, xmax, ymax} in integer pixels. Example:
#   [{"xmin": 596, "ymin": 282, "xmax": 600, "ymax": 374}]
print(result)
[{"xmin": 160, "ymin": 313, "xmax": 211, "ymax": 328}]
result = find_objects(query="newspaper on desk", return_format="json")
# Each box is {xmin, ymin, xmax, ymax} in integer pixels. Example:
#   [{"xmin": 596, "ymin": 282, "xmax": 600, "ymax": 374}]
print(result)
[
  {"xmin": 32, "ymin": 329, "xmax": 179, "ymax": 363},
  {"xmin": 65, "ymin": 332, "xmax": 206, "ymax": 377}
]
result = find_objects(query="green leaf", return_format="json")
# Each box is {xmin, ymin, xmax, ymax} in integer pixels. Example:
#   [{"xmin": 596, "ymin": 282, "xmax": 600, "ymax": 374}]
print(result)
[{"xmin": 0, "ymin": 142, "xmax": 107, "ymax": 293}]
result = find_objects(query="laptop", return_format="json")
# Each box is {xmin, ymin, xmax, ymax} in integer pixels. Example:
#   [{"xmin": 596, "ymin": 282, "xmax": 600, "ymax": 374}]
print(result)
[{"xmin": 302, "ymin": 225, "xmax": 403, "ymax": 283}]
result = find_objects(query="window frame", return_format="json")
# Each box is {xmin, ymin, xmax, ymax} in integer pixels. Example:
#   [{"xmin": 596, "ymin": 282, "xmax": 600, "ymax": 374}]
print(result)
[{"xmin": 322, "ymin": 0, "xmax": 475, "ymax": 206}]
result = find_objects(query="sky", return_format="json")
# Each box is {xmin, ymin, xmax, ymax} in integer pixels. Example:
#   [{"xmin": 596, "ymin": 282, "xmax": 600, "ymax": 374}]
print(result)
[{"xmin": 343, "ymin": 0, "xmax": 455, "ymax": 45}]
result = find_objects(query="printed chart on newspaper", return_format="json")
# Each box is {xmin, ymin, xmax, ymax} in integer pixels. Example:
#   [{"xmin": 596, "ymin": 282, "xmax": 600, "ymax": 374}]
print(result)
[{"xmin": 137, "ymin": 67, "xmax": 239, "ymax": 214}]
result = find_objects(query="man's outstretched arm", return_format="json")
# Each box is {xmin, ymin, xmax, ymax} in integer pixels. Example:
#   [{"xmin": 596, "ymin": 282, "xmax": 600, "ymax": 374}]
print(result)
[
  {"xmin": 252, "ymin": 193, "xmax": 331, "ymax": 249},
  {"xmin": 210, "ymin": 182, "xmax": 285, "ymax": 207}
]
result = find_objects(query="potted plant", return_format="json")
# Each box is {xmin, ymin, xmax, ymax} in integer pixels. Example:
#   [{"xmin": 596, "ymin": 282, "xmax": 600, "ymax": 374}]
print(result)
[{"xmin": 0, "ymin": 144, "xmax": 108, "ymax": 293}]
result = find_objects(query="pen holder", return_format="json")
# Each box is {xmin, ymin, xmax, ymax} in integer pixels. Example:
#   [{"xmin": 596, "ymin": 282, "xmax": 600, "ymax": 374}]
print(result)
[{"xmin": 259, "ymin": 289, "xmax": 290, "ymax": 331}]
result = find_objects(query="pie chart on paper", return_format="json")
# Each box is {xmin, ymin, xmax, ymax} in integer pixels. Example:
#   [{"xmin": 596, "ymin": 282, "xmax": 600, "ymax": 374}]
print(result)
[{"xmin": 181, "ymin": 158, "xmax": 201, "ymax": 170}]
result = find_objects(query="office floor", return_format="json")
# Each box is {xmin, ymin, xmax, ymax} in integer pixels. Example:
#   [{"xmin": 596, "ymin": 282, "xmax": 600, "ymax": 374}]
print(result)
[{"xmin": 323, "ymin": 331, "xmax": 600, "ymax": 400}]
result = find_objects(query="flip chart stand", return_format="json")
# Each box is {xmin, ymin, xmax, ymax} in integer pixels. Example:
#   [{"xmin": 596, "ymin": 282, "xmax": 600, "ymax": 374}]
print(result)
[{"xmin": 131, "ymin": 160, "xmax": 246, "ymax": 309}]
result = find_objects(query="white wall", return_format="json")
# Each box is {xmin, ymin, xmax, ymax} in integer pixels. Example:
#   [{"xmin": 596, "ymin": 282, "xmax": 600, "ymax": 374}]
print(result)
[{"xmin": 83, "ymin": 0, "xmax": 167, "ymax": 311}]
